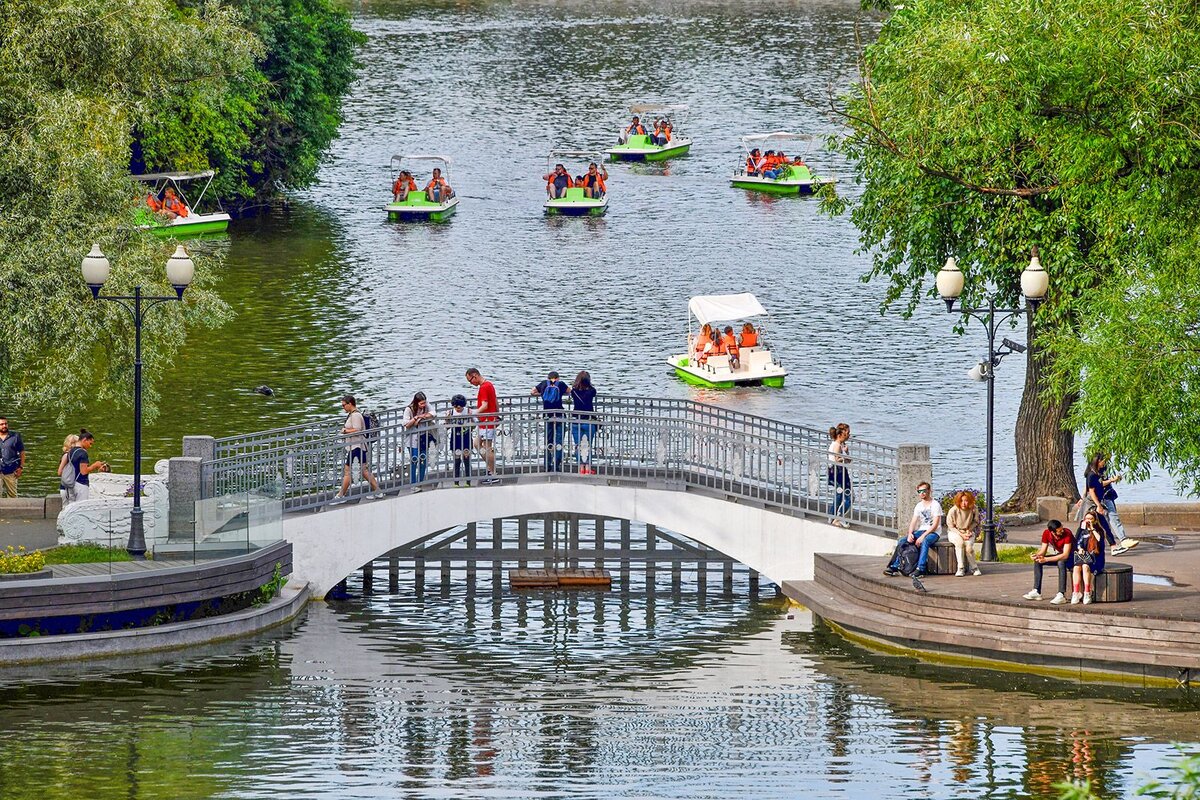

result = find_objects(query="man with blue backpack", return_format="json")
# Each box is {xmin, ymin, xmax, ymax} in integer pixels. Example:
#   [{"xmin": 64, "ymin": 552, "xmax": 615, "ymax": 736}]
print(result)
[{"xmin": 532, "ymin": 371, "xmax": 570, "ymax": 472}]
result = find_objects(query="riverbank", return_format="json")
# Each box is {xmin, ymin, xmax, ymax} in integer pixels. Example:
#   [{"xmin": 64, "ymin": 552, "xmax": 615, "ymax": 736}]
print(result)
[{"xmin": 785, "ymin": 521, "xmax": 1200, "ymax": 686}]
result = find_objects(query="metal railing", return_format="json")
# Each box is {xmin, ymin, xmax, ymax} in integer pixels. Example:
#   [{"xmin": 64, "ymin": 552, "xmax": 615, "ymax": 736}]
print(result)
[{"xmin": 203, "ymin": 397, "xmax": 898, "ymax": 529}]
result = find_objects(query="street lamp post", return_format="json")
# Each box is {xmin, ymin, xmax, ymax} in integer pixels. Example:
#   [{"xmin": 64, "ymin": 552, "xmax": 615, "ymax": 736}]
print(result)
[
  {"xmin": 81, "ymin": 243, "xmax": 194, "ymax": 559},
  {"xmin": 935, "ymin": 247, "xmax": 1049, "ymax": 562}
]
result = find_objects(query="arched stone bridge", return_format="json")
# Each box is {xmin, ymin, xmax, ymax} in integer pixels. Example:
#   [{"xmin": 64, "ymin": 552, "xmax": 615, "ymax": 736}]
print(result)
[{"xmin": 175, "ymin": 397, "xmax": 928, "ymax": 598}]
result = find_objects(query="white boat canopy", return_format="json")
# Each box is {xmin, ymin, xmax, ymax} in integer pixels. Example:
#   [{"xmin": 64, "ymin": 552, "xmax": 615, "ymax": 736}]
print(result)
[
  {"xmin": 131, "ymin": 170, "xmax": 216, "ymax": 182},
  {"xmin": 629, "ymin": 103, "xmax": 688, "ymax": 114},
  {"xmin": 688, "ymin": 293, "xmax": 769, "ymax": 326},
  {"xmin": 390, "ymin": 154, "xmax": 453, "ymax": 165}
]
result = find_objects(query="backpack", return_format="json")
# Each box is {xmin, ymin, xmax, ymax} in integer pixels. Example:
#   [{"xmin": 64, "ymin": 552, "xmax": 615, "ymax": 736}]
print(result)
[
  {"xmin": 361, "ymin": 411, "xmax": 380, "ymax": 445},
  {"xmin": 541, "ymin": 381, "xmax": 562, "ymax": 406},
  {"xmin": 896, "ymin": 542, "xmax": 920, "ymax": 577},
  {"xmin": 61, "ymin": 448, "xmax": 81, "ymax": 490}
]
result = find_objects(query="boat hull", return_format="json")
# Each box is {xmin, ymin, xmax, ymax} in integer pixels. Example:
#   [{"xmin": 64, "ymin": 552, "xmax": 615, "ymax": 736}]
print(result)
[
  {"xmin": 384, "ymin": 196, "xmax": 458, "ymax": 222},
  {"xmin": 668, "ymin": 356, "xmax": 786, "ymax": 388},
  {"xmin": 730, "ymin": 177, "xmax": 828, "ymax": 196},
  {"xmin": 607, "ymin": 141, "xmax": 692, "ymax": 162},
  {"xmin": 141, "ymin": 212, "xmax": 231, "ymax": 237},
  {"xmin": 544, "ymin": 199, "xmax": 608, "ymax": 217}
]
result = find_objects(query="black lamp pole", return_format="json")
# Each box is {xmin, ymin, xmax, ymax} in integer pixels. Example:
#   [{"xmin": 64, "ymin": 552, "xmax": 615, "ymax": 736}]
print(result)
[{"xmin": 88, "ymin": 282, "xmax": 186, "ymax": 558}]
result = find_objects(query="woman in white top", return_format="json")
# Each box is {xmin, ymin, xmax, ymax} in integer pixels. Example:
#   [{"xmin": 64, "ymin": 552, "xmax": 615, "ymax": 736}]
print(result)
[
  {"xmin": 827, "ymin": 423, "xmax": 851, "ymax": 528},
  {"xmin": 402, "ymin": 392, "xmax": 437, "ymax": 488}
]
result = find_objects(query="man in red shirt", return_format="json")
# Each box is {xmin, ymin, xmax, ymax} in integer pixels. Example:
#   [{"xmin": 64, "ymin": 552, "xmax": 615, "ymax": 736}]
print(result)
[
  {"xmin": 466, "ymin": 367, "xmax": 500, "ymax": 485},
  {"xmin": 1024, "ymin": 519, "xmax": 1074, "ymax": 604}
]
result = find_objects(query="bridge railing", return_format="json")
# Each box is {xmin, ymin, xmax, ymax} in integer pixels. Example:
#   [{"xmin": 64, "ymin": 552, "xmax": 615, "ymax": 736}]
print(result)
[{"xmin": 204, "ymin": 397, "xmax": 898, "ymax": 529}]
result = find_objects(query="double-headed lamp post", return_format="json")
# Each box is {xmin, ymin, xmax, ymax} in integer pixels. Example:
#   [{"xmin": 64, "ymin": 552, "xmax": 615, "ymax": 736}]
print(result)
[
  {"xmin": 935, "ymin": 247, "xmax": 1050, "ymax": 562},
  {"xmin": 81, "ymin": 243, "xmax": 195, "ymax": 559}
]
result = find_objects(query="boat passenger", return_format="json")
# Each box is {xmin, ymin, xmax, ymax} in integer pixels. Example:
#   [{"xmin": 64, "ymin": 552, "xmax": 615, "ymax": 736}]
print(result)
[
  {"xmin": 392, "ymin": 170, "xmax": 417, "ymax": 202},
  {"xmin": 745, "ymin": 148, "xmax": 764, "ymax": 176},
  {"xmin": 545, "ymin": 163, "xmax": 573, "ymax": 199},
  {"xmin": 580, "ymin": 163, "xmax": 608, "ymax": 199},
  {"xmin": 692, "ymin": 323, "xmax": 715, "ymax": 360},
  {"xmin": 162, "ymin": 188, "xmax": 189, "ymax": 219},
  {"xmin": 700, "ymin": 335, "xmax": 727, "ymax": 365},
  {"xmin": 146, "ymin": 193, "xmax": 163, "ymax": 213},
  {"xmin": 425, "ymin": 168, "xmax": 453, "ymax": 203},
  {"xmin": 653, "ymin": 118, "xmax": 672, "ymax": 146},
  {"xmin": 763, "ymin": 151, "xmax": 789, "ymax": 180},
  {"xmin": 620, "ymin": 115, "xmax": 647, "ymax": 144},
  {"xmin": 722, "ymin": 326, "xmax": 740, "ymax": 368},
  {"xmin": 739, "ymin": 322, "xmax": 758, "ymax": 348}
]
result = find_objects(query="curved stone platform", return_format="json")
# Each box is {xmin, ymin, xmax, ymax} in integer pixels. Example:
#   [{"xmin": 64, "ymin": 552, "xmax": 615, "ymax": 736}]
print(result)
[{"xmin": 784, "ymin": 554, "xmax": 1200, "ymax": 686}]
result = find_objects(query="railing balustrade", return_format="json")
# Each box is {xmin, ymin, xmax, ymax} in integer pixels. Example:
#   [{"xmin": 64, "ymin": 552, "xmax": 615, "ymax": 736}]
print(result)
[{"xmin": 202, "ymin": 397, "xmax": 898, "ymax": 529}]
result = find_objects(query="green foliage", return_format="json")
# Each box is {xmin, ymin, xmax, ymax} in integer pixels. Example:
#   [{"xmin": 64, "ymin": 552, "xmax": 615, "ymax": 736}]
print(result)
[
  {"xmin": 41, "ymin": 543, "xmax": 133, "ymax": 565},
  {"xmin": 1137, "ymin": 750, "xmax": 1200, "ymax": 798},
  {"xmin": 827, "ymin": 0, "xmax": 1200, "ymax": 493},
  {"xmin": 138, "ymin": 0, "xmax": 363, "ymax": 210},
  {"xmin": 254, "ymin": 561, "xmax": 286, "ymax": 605},
  {"xmin": 0, "ymin": 546, "xmax": 45, "ymax": 574},
  {"xmin": 0, "ymin": 0, "xmax": 256, "ymax": 419}
]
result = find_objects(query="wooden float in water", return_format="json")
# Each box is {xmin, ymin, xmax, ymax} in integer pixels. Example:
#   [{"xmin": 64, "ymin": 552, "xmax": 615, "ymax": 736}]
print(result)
[{"xmin": 509, "ymin": 568, "xmax": 612, "ymax": 589}]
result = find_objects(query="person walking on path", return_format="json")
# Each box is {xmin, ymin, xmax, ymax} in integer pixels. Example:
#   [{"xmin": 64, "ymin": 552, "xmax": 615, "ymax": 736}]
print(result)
[
  {"xmin": 0, "ymin": 418, "xmax": 25, "ymax": 498},
  {"xmin": 569, "ymin": 371, "xmax": 598, "ymax": 474},
  {"xmin": 402, "ymin": 392, "xmax": 437, "ymax": 489},
  {"xmin": 466, "ymin": 368, "xmax": 500, "ymax": 485},
  {"xmin": 331, "ymin": 395, "xmax": 383, "ymax": 503},
  {"xmin": 1024, "ymin": 519, "xmax": 1074, "ymax": 604},
  {"xmin": 66, "ymin": 429, "xmax": 107, "ymax": 503},
  {"xmin": 885, "ymin": 482, "xmax": 941, "ymax": 579},
  {"xmin": 57, "ymin": 433, "xmax": 80, "ymax": 507},
  {"xmin": 533, "ymin": 371, "xmax": 569, "ymax": 472},
  {"xmin": 945, "ymin": 490, "xmax": 983, "ymax": 577},
  {"xmin": 826, "ymin": 423, "xmax": 852, "ymax": 528},
  {"xmin": 447, "ymin": 395, "xmax": 474, "ymax": 487},
  {"xmin": 1085, "ymin": 453, "xmax": 1138, "ymax": 556}
]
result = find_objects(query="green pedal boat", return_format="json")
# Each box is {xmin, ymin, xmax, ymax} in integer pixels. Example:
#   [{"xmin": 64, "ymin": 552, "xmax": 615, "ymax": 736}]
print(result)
[
  {"xmin": 133, "ymin": 171, "xmax": 231, "ymax": 237},
  {"xmin": 730, "ymin": 132, "xmax": 836, "ymax": 196},
  {"xmin": 668, "ymin": 293, "xmax": 787, "ymax": 388},
  {"xmin": 384, "ymin": 154, "xmax": 459, "ymax": 222},
  {"xmin": 544, "ymin": 150, "xmax": 609, "ymax": 217},
  {"xmin": 606, "ymin": 103, "xmax": 693, "ymax": 162}
]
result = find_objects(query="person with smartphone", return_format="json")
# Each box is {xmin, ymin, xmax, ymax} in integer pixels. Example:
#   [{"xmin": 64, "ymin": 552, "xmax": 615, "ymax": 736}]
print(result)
[
  {"xmin": 1071, "ymin": 510, "xmax": 1107, "ymax": 605},
  {"xmin": 1085, "ymin": 453, "xmax": 1138, "ymax": 555}
]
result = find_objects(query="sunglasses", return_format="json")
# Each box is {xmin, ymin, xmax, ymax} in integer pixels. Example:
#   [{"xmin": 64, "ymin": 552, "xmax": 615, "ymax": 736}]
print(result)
[{"xmin": 917, "ymin": 488, "xmax": 929, "ymax": 494}]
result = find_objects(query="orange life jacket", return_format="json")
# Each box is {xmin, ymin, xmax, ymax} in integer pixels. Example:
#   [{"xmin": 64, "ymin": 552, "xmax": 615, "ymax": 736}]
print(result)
[
  {"xmin": 146, "ymin": 194, "xmax": 162, "ymax": 212},
  {"xmin": 426, "ymin": 177, "xmax": 448, "ymax": 192},
  {"xmin": 694, "ymin": 333, "xmax": 712, "ymax": 352},
  {"xmin": 626, "ymin": 122, "xmax": 646, "ymax": 136},
  {"xmin": 165, "ymin": 197, "xmax": 188, "ymax": 217},
  {"xmin": 660, "ymin": 123, "xmax": 672, "ymax": 142},
  {"xmin": 739, "ymin": 331, "xmax": 758, "ymax": 348},
  {"xmin": 721, "ymin": 333, "xmax": 739, "ymax": 355},
  {"xmin": 393, "ymin": 176, "xmax": 416, "ymax": 194},
  {"xmin": 709, "ymin": 340, "xmax": 727, "ymax": 356}
]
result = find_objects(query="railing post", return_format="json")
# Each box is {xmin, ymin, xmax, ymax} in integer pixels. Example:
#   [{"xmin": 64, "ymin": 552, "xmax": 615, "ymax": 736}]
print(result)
[
  {"xmin": 168, "ymin": 455, "xmax": 203, "ymax": 542},
  {"xmin": 896, "ymin": 443, "xmax": 933, "ymax": 535},
  {"xmin": 183, "ymin": 435, "xmax": 216, "ymax": 497}
]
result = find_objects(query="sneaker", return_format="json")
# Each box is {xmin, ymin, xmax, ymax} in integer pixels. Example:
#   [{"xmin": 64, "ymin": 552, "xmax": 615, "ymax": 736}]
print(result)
[
  {"xmin": 453, "ymin": 481, "xmax": 460, "ymax": 487},
  {"xmin": 1111, "ymin": 545, "xmax": 1128, "ymax": 556},
  {"xmin": 411, "ymin": 486, "xmax": 423, "ymax": 493},
  {"xmin": 372, "ymin": 491, "xmax": 385, "ymax": 499},
  {"xmin": 1070, "ymin": 592, "xmax": 1082, "ymax": 605},
  {"xmin": 1050, "ymin": 592, "xmax": 1068, "ymax": 605},
  {"xmin": 838, "ymin": 520, "xmax": 852, "ymax": 529},
  {"xmin": 954, "ymin": 569, "xmax": 965, "ymax": 577},
  {"xmin": 1023, "ymin": 589, "xmax": 1042, "ymax": 601},
  {"xmin": 1082, "ymin": 592, "xmax": 1093, "ymax": 605},
  {"xmin": 914, "ymin": 570, "xmax": 927, "ymax": 579},
  {"xmin": 972, "ymin": 568, "xmax": 983, "ymax": 576},
  {"xmin": 1123, "ymin": 539, "xmax": 1139, "ymax": 550},
  {"xmin": 328, "ymin": 494, "xmax": 347, "ymax": 506},
  {"xmin": 883, "ymin": 568, "xmax": 898, "ymax": 577},
  {"xmin": 481, "ymin": 476, "xmax": 500, "ymax": 486}
]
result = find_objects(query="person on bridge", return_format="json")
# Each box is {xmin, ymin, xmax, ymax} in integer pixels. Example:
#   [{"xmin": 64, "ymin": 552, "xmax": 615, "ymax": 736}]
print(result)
[
  {"xmin": 827, "ymin": 423, "xmax": 851, "ymax": 529},
  {"xmin": 533, "ymin": 371, "xmax": 570, "ymax": 472},
  {"xmin": 402, "ymin": 391, "xmax": 437, "ymax": 489},
  {"xmin": 447, "ymin": 395, "xmax": 473, "ymax": 487},
  {"xmin": 331, "ymin": 395, "xmax": 383, "ymax": 503},
  {"xmin": 884, "ymin": 481, "xmax": 941, "ymax": 579},
  {"xmin": 569, "ymin": 371, "xmax": 598, "ymax": 475},
  {"xmin": 466, "ymin": 368, "xmax": 500, "ymax": 485}
]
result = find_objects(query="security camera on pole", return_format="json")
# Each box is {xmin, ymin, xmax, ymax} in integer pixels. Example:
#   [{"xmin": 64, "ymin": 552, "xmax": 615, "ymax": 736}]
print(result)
[{"xmin": 935, "ymin": 248, "xmax": 1049, "ymax": 562}]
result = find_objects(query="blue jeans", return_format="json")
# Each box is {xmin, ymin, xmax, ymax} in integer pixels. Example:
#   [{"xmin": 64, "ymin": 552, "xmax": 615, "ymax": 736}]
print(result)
[
  {"xmin": 764, "ymin": 168, "xmax": 783, "ymax": 179},
  {"xmin": 890, "ymin": 530, "xmax": 939, "ymax": 572},
  {"xmin": 571, "ymin": 422, "xmax": 597, "ymax": 465},
  {"xmin": 828, "ymin": 466, "xmax": 852, "ymax": 518},
  {"xmin": 545, "ymin": 418, "xmax": 565, "ymax": 471},
  {"xmin": 1103, "ymin": 499, "xmax": 1128, "ymax": 543},
  {"xmin": 409, "ymin": 446, "xmax": 427, "ymax": 485}
]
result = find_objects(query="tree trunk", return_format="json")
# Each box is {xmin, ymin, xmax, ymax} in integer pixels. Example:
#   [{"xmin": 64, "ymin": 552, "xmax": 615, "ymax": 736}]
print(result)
[{"xmin": 1004, "ymin": 333, "xmax": 1080, "ymax": 511}]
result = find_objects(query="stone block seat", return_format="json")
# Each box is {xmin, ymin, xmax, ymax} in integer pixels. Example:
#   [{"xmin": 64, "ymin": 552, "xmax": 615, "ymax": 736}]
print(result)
[{"xmin": 1095, "ymin": 562, "xmax": 1133, "ymax": 602}]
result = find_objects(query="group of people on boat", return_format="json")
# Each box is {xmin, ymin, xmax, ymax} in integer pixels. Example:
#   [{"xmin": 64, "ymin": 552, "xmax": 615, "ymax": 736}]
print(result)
[
  {"xmin": 544, "ymin": 162, "xmax": 608, "ymax": 199},
  {"xmin": 618, "ymin": 115, "xmax": 674, "ymax": 146},
  {"xmin": 744, "ymin": 149, "xmax": 806, "ymax": 179},
  {"xmin": 392, "ymin": 168, "xmax": 455, "ymax": 204},
  {"xmin": 691, "ymin": 322, "xmax": 759, "ymax": 368},
  {"xmin": 144, "ymin": 188, "xmax": 190, "ymax": 219}
]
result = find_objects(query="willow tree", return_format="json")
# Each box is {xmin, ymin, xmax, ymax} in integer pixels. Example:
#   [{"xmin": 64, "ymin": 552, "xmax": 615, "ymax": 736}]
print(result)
[
  {"xmin": 0, "ymin": 0, "xmax": 258, "ymax": 417},
  {"xmin": 827, "ymin": 0, "xmax": 1200, "ymax": 507}
]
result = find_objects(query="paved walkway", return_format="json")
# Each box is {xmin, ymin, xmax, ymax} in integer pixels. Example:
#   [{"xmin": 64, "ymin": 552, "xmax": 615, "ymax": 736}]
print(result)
[
  {"xmin": 49, "ymin": 560, "xmax": 176, "ymax": 578},
  {"xmin": 0, "ymin": 518, "xmax": 58, "ymax": 551}
]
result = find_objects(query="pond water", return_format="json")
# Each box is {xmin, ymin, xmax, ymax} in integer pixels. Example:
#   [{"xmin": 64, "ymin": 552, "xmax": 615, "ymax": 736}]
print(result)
[
  {"xmin": 1, "ymin": 576, "xmax": 1197, "ymax": 799},
  {"xmin": 14, "ymin": 0, "xmax": 1183, "ymax": 503}
]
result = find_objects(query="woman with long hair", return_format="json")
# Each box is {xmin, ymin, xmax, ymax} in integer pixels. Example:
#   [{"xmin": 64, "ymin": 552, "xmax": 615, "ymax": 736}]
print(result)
[
  {"xmin": 1085, "ymin": 452, "xmax": 1137, "ymax": 555},
  {"xmin": 827, "ymin": 423, "xmax": 852, "ymax": 528},
  {"xmin": 402, "ymin": 392, "xmax": 436, "ymax": 488},
  {"xmin": 58, "ymin": 433, "xmax": 80, "ymax": 507},
  {"xmin": 946, "ymin": 491, "xmax": 983, "ymax": 577},
  {"xmin": 1072, "ymin": 509, "xmax": 1106, "ymax": 605},
  {"xmin": 570, "ymin": 371, "xmax": 598, "ymax": 474}
]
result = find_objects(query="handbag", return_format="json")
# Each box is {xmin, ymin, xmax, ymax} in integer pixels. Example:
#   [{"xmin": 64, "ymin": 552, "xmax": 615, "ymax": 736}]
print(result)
[{"xmin": 1075, "ymin": 548, "xmax": 1096, "ymax": 566}]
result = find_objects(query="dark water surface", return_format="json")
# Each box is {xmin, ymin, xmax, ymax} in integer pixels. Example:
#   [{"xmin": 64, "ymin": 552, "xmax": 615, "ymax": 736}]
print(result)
[
  {"xmin": 0, "ymin": 578, "xmax": 1197, "ymax": 799},
  {"xmin": 13, "ymin": 0, "xmax": 1181, "ymax": 501}
]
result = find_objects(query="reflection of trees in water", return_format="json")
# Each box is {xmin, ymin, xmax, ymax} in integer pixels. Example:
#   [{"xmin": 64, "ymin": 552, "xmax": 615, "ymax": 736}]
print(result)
[{"xmin": 789, "ymin": 620, "xmax": 1193, "ymax": 798}]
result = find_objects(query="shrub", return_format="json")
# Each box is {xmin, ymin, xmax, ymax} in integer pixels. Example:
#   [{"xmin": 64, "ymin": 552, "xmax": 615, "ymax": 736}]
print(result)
[
  {"xmin": 0, "ymin": 546, "xmax": 46, "ymax": 575},
  {"xmin": 938, "ymin": 487, "xmax": 1008, "ymax": 542}
]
